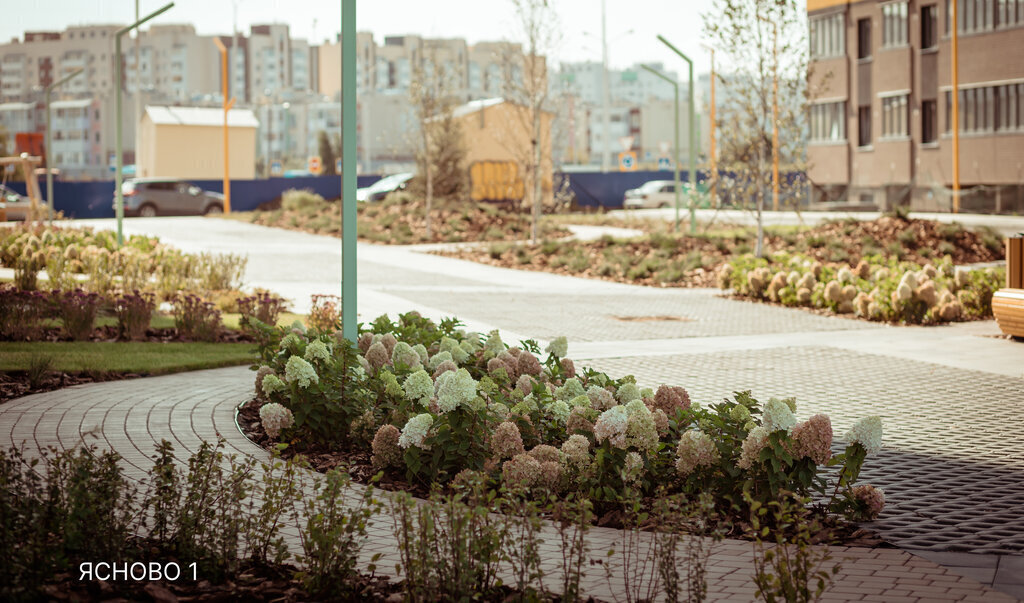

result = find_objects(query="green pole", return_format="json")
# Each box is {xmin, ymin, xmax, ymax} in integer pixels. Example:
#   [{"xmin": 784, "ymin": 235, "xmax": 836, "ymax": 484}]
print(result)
[
  {"xmin": 341, "ymin": 0, "xmax": 357, "ymax": 342},
  {"xmin": 45, "ymin": 68, "xmax": 83, "ymax": 224},
  {"xmin": 657, "ymin": 35, "xmax": 696, "ymax": 235},
  {"xmin": 115, "ymin": 2, "xmax": 174, "ymax": 247},
  {"xmin": 640, "ymin": 64, "xmax": 679, "ymax": 233}
]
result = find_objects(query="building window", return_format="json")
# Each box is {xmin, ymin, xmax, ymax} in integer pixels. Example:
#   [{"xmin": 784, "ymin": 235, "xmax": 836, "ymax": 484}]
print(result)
[
  {"xmin": 922, "ymin": 5, "xmax": 938, "ymax": 48},
  {"xmin": 945, "ymin": 83, "xmax": 1024, "ymax": 133},
  {"xmin": 810, "ymin": 12, "xmax": 845, "ymax": 58},
  {"xmin": 922, "ymin": 99, "xmax": 938, "ymax": 142},
  {"xmin": 882, "ymin": 95, "xmax": 909, "ymax": 137},
  {"xmin": 946, "ymin": 0, "xmax": 1024, "ymax": 33},
  {"xmin": 857, "ymin": 18, "xmax": 872, "ymax": 59},
  {"xmin": 858, "ymin": 105, "xmax": 872, "ymax": 146},
  {"xmin": 882, "ymin": 2, "xmax": 909, "ymax": 46},
  {"xmin": 810, "ymin": 101, "xmax": 846, "ymax": 142}
]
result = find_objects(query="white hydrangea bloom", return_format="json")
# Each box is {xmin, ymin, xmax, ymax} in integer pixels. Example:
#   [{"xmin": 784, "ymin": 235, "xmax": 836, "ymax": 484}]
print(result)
[
  {"xmin": 259, "ymin": 403, "xmax": 294, "ymax": 439},
  {"xmin": 280, "ymin": 333, "xmax": 304, "ymax": 354},
  {"xmin": 403, "ymin": 369, "xmax": 435, "ymax": 407},
  {"xmin": 845, "ymin": 416, "xmax": 883, "ymax": 455},
  {"xmin": 284, "ymin": 356, "xmax": 319, "ymax": 388},
  {"xmin": 412, "ymin": 344, "xmax": 429, "ymax": 364},
  {"xmin": 398, "ymin": 413, "xmax": 433, "ymax": 449},
  {"xmin": 490, "ymin": 402, "xmax": 510, "ymax": 421},
  {"xmin": 484, "ymin": 330, "xmax": 505, "ymax": 355},
  {"xmin": 594, "ymin": 405, "xmax": 630, "ymax": 448},
  {"xmin": 568, "ymin": 394, "xmax": 591, "ymax": 409},
  {"xmin": 554, "ymin": 377, "xmax": 585, "ymax": 401},
  {"xmin": 837, "ymin": 266, "xmax": 854, "ymax": 283},
  {"xmin": 622, "ymin": 451, "xmax": 645, "ymax": 485},
  {"xmin": 762, "ymin": 397, "xmax": 796, "ymax": 433},
  {"xmin": 545, "ymin": 336, "xmax": 569, "ymax": 358},
  {"xmin": 616, "ymin": 382, "xmax": 642, "ymax": 403},
  {"xmin": 428, "ymin": 351, "xmax": 453, "ymax": 372},
  {"xmin": 548, "ymin": 400, "xmax": 570, "ymax": 423},
  {"xmin": 439, "ymin": 337, "xmax": 470, "ymax": 364},
  {"xmin": 434, "ymin": 368, "xmax": 478, "ymax": 413},
  {"xmin": 261, "ymin": 374, "xmax": 286, "ymax": 396},
  {"xmin": 303, "ymin": 339, "xmax": 332, "ymax": 363}
]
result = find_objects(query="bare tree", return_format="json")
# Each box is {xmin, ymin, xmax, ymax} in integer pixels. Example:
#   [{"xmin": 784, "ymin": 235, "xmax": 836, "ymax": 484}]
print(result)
[
  {"xmin": 408, "ymin": 50, "xmax": 464, "ymax": 238},
  {"xmin": 503, "ymin": 0, "xmax": 560, "ymax": 244},
  {"xmin": 704, "ymin": 0, "xmax": 813, "ymax": 257}
]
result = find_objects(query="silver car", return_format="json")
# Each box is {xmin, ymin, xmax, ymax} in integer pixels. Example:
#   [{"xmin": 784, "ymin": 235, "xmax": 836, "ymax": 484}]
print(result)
[
  {"xmin": 115, "ymin": 178, "xmax": 225, "ymax": 217},
  {"xmin": 623, "ymin": 180, "xmax": 690, "ymax": 209}
]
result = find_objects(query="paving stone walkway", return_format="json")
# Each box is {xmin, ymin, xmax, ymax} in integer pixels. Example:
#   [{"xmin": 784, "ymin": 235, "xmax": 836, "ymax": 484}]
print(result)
[{"xmin": 4, "ymin": 215, "xmax": 1023, "ymax": 600}]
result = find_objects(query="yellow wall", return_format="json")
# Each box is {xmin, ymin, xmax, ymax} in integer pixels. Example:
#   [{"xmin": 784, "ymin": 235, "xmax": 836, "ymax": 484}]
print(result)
[
  {"xmin": 139, "ymin": 117, "xmax": 256, "ymax": 179},
  {"xmin": 807, "ymin": 0, "xmax": 851, "ymax": 12}
]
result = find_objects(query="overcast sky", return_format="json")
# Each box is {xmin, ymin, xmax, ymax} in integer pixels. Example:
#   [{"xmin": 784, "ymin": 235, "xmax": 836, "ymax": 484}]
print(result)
[{"xmin": 4, "ymin": 0, "xmax": 807, "ymax": 75}]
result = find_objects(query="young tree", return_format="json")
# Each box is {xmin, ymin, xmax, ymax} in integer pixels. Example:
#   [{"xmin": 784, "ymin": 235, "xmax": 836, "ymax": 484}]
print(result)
[
  {"xmin": 704, "ymin": 0, "xmax": 812, "ymax": 257},
  {"xmin": 409, "ymin": 51, "xmax": 465, "ymax": 238},
  {"xmin": 317, "ymin": 130, "xmax": 337, "ymax": 176},
  {"xmin": 503, "ymin": 0, "xmax": 559, "ymax": 244}
]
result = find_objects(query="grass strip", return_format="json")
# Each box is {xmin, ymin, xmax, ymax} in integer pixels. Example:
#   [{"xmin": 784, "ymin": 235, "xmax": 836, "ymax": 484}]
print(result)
[{"xmin": 0, "ymin": 342, "xmax": 256, "ymax": 374}]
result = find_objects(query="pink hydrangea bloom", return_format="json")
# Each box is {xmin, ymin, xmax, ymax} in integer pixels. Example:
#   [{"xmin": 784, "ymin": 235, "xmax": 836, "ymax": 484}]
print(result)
[
  {"xmin": 675, "ymin": 430, "xmax": 720, "ymax": 476},
  {"xmin": 371, "ymin": 424, "xmax": 402, "ymax": 470},
  {"xmin": 792, "ymin": 414, "xmax": 833, "ymax": 465},
  {"xmin": 852, "ymin": 484, "xmax": 885, "ymax": 520},
  {"xmin": 491, "ymin": 421, "xmax": 525, "ymax": 460},
  {"xmin": 738, "ymin": 426, "xmax": 770, "ymax": 470},
  {"xmin": 502, "ymin": 453, "xmax": 542, "ymax": 490},
  {"xmin": 653, "ymin": 385, "xmax": 691, "ymax": 416},
  {"xmin": 259, "ymin": 403, "xmax": 294, "ymax": 439}
]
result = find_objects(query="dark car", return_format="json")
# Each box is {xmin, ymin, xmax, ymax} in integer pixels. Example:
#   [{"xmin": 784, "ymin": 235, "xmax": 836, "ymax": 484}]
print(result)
[
  {"xmin": 0, "ymin": 184, "xmax": 33, "ymax": 221},
  {"xmin": 115, "ymin": 178, "xmax": 224, "ymax": 217}
]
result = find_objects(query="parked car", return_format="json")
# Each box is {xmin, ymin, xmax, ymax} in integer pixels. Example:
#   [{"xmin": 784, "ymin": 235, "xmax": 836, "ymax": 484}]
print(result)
[
  {"xmin": 356, "ymin": 172, "xmax": 414, "ymax": 202},
  {"xmin": 0, "ymin": 184, "xmax": 33, "ymax": 221},
  {"xmin": 114, "ymin": 178, "xmax": 225, "ymax": 217},
  {"xmin": 622, "ymin": 180, "xmax": 710, "ymax": 210}
]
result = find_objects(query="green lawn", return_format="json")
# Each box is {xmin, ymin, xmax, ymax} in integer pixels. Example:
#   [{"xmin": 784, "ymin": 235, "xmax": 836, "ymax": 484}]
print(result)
[{"xmin": 0, "ymin": 342, "xmax": 256, "ymax": 374}]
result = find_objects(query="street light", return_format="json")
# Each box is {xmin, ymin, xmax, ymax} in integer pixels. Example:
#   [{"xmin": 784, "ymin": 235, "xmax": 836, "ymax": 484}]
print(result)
[
  {"xmin": 640, "ymin": 64, "xmax": 681, "ymax": 234},
  {"xmin": 656, "ymin": 34, "xmax": 696, "ymax": 235},
  {"xmin": 701, "ymin": 43, "xmax": 717, "ymax": 208},
  {"xmin": 44, "ymin": 67, "xmax": 83, "ymax": 223},
  {"xmin": 213, "ymin": 37, "xmax": 236, "ymax": 213},
  {"xmin": 115, "ymin": 2, "xmax": 174, "ymax": 246},
  {"xmin": 340, "ymin": 0, "xmax": 357, "ymax": 342}
]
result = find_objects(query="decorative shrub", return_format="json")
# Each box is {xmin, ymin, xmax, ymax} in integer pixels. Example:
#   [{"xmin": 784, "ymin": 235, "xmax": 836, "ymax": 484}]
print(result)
[
  {"xmin": 719, "ymin": 252, "xmax": 1004, "ymax": 324},
  {"xmin": 238, "ymin": 291, "xmax": 289, "ymax": 329},
  {"xmin": 54, "ymin": 289, "xmax": 104, "ymax": 341},
  {"xmin": 172, "ymin": 294, "xmax": 222, "ymax": 342},
  {"xmin": 251, "ymin": 312, "xmax": 886, "ymax": 520},
  {"xmin": 113, "ymin": 290, "xmax": 157, "ymax": 340},
  {"xmin": 0, "ymin": 285, "xmax": 47, "ymax": 341},
  {"xmin": 307, "ymin": 294, "xmax": 342, "ymax": 332}
]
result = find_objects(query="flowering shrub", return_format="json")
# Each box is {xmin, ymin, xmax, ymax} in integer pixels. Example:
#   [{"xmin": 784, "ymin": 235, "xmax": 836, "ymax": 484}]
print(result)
[
  {"xmin": 250, "ymin": 312, "xmax": 887, "ymax": 521},
  {"xmin": 258, "ymin": 402, "xmax": 295, "ymax": 439},
  {"xmin": 238, "ymin": 291, "xmax": 289, "ymax": 330},
  {"xmin": 113, "ymin": 290, "xmax": 156, "ymax": 341},
  {"xmin": 307, "ymin": 294, "xmax": 341, "ymax": 333},
  {"xmin": 172, "ymin": 294, "xmax": 222, "ymax": 342},
  {"xmin": 54, "ymin": 289, "xmax": 104, "ymax": 341},
  {"xmin": 719, "ymin": 252, "xmax": 1004, "ymax": 324},
  {"xmin": 0, "ymin": 285, "xmax": 48, "ymax": 341}
]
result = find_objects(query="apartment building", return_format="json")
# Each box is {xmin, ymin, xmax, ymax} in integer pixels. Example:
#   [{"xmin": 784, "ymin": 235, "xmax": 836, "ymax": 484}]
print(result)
[{"xmin": 807, "ymin": 0, "xmax": 1024, "ymax": 212}]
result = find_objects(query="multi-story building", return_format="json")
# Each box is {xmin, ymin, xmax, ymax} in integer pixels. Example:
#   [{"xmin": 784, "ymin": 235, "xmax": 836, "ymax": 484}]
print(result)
[{"xmin": 807, "ymin": 0, "xmax": 1024, "ymax": 212}]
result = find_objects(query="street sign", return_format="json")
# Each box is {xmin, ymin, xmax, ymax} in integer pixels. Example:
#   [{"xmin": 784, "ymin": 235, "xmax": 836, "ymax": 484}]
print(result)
[
  {"xmin": 657, "ymin": 157, "xmax": 673, "ymax": 171},
  {"xmin": 618, "ymin": 136, "xmax": 635, "ymax": 151},
  {"xmin": 270, "ymin": 160, "xmax": 283, "ymax": 177},
  {"xmin": 658, "ymin": 141, "xmax": 671, "ymax": 155},
  {"xmin": 336, "ymin": 158, "xmax": 343, "ymax": 174},
  {"xmin": 618, "ymin": 151, "xmax": 637, "ymax": 172},
  {"xmin": 308, "ymin": 155, "xmax": 322, "ymax": 175}
]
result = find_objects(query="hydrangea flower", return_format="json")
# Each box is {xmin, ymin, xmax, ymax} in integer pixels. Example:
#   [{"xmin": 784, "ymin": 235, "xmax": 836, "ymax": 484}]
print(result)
[
  {"xmin": 653, "ymin": 385, "xmax": 691, "ymax": 416},
  {"xmin": 561, "ymin": 434, "xmax": 591, "ymax": 471},
  {"xmin": 259, "ymin": 403, "xmax": 294, "ymax": 439},
  {"xmin": 280, "ymin": 333, "xmax": 304, "ymax": 354},
  {"xmin": 432, "ymin": 360, "xmax": 458, "ymax": 379},
  {"xmin": 398, "ymin": 413, "xmax": 433, "ymax": 449},
  {"xmin": 502, "ymin": 453, "xmax": 542, "ymax": 490},
  {"xmin": 616, "ymin": 382, "xmax": 642, "ymax": 404},
  {"xmin": 560, "ymin": 358, "xmax": 576, "ymax": 378},
  {"xmin": 284, "ymin": 355, "xmax": 319, "ymax": 388},
  {"xmin": 380, "ymin": 370, "xmax": 404, "ymax": 398},
  {"xmin": 391, "ymin": 341, "xmax": 422, "ymax": 370},
  {"xmin": 567, "ymin": 406, "xmax": 595, "ymax": 435},
  {"xmin": 624, "ymin": 399, "xmax": 659, "ymax": 452},
  {"xmin": 548, "ymin": 400, "xmax": 571, "ymax": 423},
  {"xmin": 490, "ymin": 402, "xmax": 510, "ymax": 421},
  {"xmin": 762, "ymin": 397, "xmax": 796, "ymax": 433},
  {"xmin": 516, "ymin": 374, "xmax": 538, "ymax": 395},
  {"xmin": 845, "ymin": 416, "xmax": 883, "ymax": 455},
  {"xmin": 851, "ymin": 484, "xmax": 885, "ymax": 520},
  {"xmin": 516, "ymin": 352, "xmax": 542, "ymax": 377},
  {"xmin": 303, "ymin": 339, "xmax": 332, "ymax": 363},
  {"xmin": 651, "ymin": 408, "xmax": 669, "ymax": 436},
  {"xmin": 568, "ymin": 394, "xmax": 591, "ymax": 409},
  {"xmin": 434, "ymin": 368, "xmax": 478, "ymax": 413},
  {"xmin": 254, "ymin": 365, "xmax": 275, "ymax": 395},
  {"xmin": 428, "ymin": 351, "xmax": 453, "ymax": 372},
  {"xmin": 365, "ymin": 341, "xmax": 390, "ymax": 371},
  {"xmin": 791, "ymin": 414, "xmax": 833, "ymax": 465},
  {"xmin": 737, "ymin": 427, "xmax": 769, "ymax": 470},
  {"xmin": 554, "ymin": 377, "xmax": 585, "ymax": 401},
  {"xmin": 484, "ymin": 330, "xmax": 505, "ymax": 355},
  {"xmin": 412, "ymin": 343, "xmax": 429, "ymax": 364},
  {"xmin": 545, "ymin": 336, "xmax": 568, "ymax": 358},
  {"xmin": 729, "ymin": 404, "xmax": 751, "ymax": 423},
  {"xmin": 622, "ymin": 451, "xmax": 645, "ymax": 485},
  {"xmin": 368, "ymin": 423, "xmax": 399, "ymax": 470},
  {"xmin": 439, "ymin": 336, "xmax": 470, "ymax": 364},
  {"xmin": 587, "ymin": 386, "xmax": 617, "ymax": 411},
  {"xmin": 594, "ymin": 406, "xmax": 629, "ymax": 448},
  {"xmin": 675, "ymin": 430, "xmax": 720, "ymax": 476},
  {"xmin": 492, "ymin": 421, "xmax": 525, "ymax": 460}
]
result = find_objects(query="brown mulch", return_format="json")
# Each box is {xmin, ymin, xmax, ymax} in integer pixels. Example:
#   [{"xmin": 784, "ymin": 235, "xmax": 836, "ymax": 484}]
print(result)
[
  {"xmin": 6, "ymin": 325, "xmax": 256, "ymax": 345},
  {"xmin": 238, "ymin": 398, "xmax": 893, "ymax": 549},
  {"xmin": 436, "ymin": 216, "xmax": 1005, "ymax": 287}
]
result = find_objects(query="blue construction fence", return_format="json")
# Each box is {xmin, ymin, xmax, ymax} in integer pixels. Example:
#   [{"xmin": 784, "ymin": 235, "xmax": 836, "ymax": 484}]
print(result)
[
  {"xmin": 6, "ymin": 170, "xmax": 807, "ymax": 218},
  {"xmin": 4, "ymin": 175, "xmax": 383, "ymax": 219}
]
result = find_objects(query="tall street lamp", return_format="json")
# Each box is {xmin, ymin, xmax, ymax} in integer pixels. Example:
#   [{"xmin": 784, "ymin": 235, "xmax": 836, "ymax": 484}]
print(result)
[
  {"xmin": 44, "ymin": 67, "xmax": 83, "ymax": 223},
  {"xmin": 340, "ymin": 0, "xmax": 357, "ymax": 342},
  {"xmin": 701, "ymin": 43, "xmax": 717, "ymax": 208},
  {"xmin": 640, "ymin": 64, "xmax": 681, "ymax": 233},
  {"xmin": 115, "ymin": 2, "xmax": 174, "ymax": 247},
  {"xmin": 213, "ymin": 37, "xmax": 236, "ymax": 213},
  {"xmin": 657, "ymin": 35, "xmax": 696, "ymax": 235}
]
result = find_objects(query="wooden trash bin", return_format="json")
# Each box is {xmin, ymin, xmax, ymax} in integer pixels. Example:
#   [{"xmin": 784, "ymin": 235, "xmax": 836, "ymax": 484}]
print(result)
[{"xmin": 992, "ymin": 235, "xmax": 1024, "ymax": 337}]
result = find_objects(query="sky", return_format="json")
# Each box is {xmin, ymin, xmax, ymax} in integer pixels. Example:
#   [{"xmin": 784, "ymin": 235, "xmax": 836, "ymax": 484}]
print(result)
[{"xmin": 1, "ymin": 0, "xmax": 810, "ymax": 76}]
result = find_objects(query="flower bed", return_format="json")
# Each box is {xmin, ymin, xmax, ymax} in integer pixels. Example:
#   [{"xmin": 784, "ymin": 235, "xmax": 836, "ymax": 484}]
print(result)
[
  {"xmin": 248, "ymin": 312, "xmax": 886, "ymax": 524},
  {"xmin": 718, "ymin": 252, "xmax": 1004, "ymax": 324}
]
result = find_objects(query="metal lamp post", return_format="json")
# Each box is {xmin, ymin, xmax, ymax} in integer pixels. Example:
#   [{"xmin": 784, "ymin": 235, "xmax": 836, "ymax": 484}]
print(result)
[
  {"xmin": 341, "ymin": 0, "xmax": 357, "ymax": 342},
  {"xmin": 640, "ymin": 64, "xmax": 681, "ymax": 233},
  {"xmin": 115, "ymin": 2, "xmax": 174, "ymax": 247},
  {"xmin": 44, "ymin": 67, "xmax": 83, "ymax": 223},
  {"xmin": 213, "ymin": 37, "xmax": 235, "ymax": 213},
  {"xmin": 656, "ymin": 35, "xmax": 696, "ymax": 235}
]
